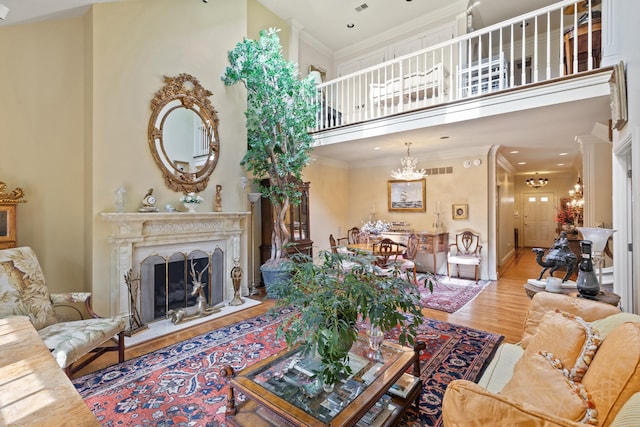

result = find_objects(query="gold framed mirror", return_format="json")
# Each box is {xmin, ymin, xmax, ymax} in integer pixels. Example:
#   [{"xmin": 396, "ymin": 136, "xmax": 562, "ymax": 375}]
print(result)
[{"xmin": 148, "ymin": 74, "xmax": 220, "ymax": 193}]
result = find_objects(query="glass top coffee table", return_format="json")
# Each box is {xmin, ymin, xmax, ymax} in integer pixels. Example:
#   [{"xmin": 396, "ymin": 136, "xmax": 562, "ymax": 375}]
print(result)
[{"xmin": 223, "ymin": 334, "xmax": 425, "ymax": 426}]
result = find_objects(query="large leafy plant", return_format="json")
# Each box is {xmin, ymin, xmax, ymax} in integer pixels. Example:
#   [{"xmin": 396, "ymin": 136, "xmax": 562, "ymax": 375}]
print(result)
[
  {"xmin": 269, "ymin": 250, "xmax": 425, "ymax": 385},
  {"xmin": 222, "ymin": 28, "xmax": 318, "ymax": 265}
]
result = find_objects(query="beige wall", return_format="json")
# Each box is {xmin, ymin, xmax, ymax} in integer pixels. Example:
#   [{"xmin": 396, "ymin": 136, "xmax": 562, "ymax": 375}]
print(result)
[
  {"xmin": 248, "ymin": 0, "xmax": 289, "ymax": 58},
  {"xmin": 0, "ymin": 18, "xmax": 86, "ymax": 293},
  {"xmin": 88, "ymin": 0, "xmax": 249, "ymax": 314},
  {"xmin": 302, "ymin": 159, "xmax": 349, "ymax": 256},
  {"xmin": 0, "ymin": 0, "xmax": 251, "ymax": 315}
]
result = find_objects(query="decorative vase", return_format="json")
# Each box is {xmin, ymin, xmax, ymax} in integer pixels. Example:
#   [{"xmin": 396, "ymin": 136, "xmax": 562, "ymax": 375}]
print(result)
[
  {"xmin": 367, "ymin": 324, "xmax": 384, "ymax": 351},
  {"xmin": 182, "ymin": 202, "xmax": 198, "ymax": 213}
]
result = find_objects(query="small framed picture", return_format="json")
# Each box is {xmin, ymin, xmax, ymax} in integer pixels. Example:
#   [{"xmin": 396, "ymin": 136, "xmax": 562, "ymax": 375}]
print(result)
[{"xmin": 452, "ymin": 204, "xmax": 468, "ymax": 220}]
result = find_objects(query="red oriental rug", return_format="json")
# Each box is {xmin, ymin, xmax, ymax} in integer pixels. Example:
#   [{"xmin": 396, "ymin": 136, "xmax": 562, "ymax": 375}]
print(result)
[
  {"xmin": 418, "ymin": 274, "xmax": 491, "ymax": 313},
  {"xmin": 73, "ymin": 307, "xmax": 502, "ymax": 427}
]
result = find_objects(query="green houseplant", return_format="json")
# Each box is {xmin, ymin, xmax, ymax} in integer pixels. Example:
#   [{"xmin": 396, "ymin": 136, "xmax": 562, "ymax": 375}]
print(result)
[
  {"xmin": 222, "ymin": 28, "xmax": 318, "ymax": 285},
  {"xmin": 269, "ymin": 249, "xmax": 427, "ymax": 386}
]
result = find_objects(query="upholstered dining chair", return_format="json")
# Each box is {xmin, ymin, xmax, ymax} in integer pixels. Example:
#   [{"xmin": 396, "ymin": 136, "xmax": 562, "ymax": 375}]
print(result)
[
  {"xmin": 0, "ymin": 246, "xmax": 126, "ymax": 376},
  {"xmin": 328, "ymin": 234, "xmax": 357, "ymax": 271},
  {"xmin": 447, "ymin": 231, "xmax": 482, "ymax": 282},
  {"xmin": 397, "ymin": 233, "xmax": 419, "ymax": 285}
]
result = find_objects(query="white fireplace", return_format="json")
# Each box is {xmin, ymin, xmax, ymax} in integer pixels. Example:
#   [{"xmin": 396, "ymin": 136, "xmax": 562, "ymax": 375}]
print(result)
[{"xmin": 101, "ymin": 212, "xmax": 249, "ymax": 320}]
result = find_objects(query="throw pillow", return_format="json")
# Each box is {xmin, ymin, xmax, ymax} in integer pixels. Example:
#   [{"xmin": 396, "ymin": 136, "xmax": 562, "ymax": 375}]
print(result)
[
  {"xmin": 443, "ymin": 379, "xmax": 592, "ymax": 427},
  {"xmin": 522, "ymin": 292, "xmax": 620, "ymax": 348},
  {"xmin": 582, "ymin": 322, "xmax": 640, "ymax": 426},
  {"xmin": 518, "ymin": 309, "xmax": 600, "ymax": 382},
  {"xmin": 501, "ymin": 352, "xmax": 598, "ymax": 425}
]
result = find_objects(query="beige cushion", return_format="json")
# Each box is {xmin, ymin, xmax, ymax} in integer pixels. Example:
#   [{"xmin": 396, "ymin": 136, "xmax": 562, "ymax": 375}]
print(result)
[
  {"xmin": 501, "ymin": 352, "xmax": 597, "ymax": 424},
  {"xmin": 0, "ymin": 247, "xmax": 59, "ymax": 330},
  {"xmin": 522, "ymin": 293, "xmax": 620, "ymax": 348},
  {"xmin": 591, "ymin": 313, "xmax": 640, "ymax": 340},
  {"xmin": 39, "ymin": 317, "xmax": 126, "ymax": 368},
  {"xmin": 582, "ymin": 322, "xmax": 640, "ymax": 426},
  {"xmin": 477, "ymin": 342, "xmax": 524, "ymax": 393},
  {"xmin": 610, "ymin": 392, "xmax": 640, "ymax": 427},
  {"xmin": 519, "ymin": 310, "xmax": 600, "ymax": 382}
]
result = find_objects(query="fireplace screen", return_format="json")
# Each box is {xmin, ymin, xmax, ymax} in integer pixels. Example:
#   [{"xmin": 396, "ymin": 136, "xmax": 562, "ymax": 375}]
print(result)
[{"xmin": 139, "ymin": 249, "xmax": 224, "ymax": 324}]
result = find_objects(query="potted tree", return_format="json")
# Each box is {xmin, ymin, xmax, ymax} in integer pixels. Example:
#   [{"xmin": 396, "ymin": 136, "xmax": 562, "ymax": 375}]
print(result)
[
  {"xmin": 222, "ymin": 28, "xmax": 318, "ymax": 295},
  {"xmin": 269, "ymin": 249, "xmax": 428, "ymax": 387}
]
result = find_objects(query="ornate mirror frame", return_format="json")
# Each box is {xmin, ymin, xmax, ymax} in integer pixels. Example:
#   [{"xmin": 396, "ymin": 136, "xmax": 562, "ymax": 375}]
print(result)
[{"xmin": 148, "ymin": 74, "xmax": 220, "ymax": 193}]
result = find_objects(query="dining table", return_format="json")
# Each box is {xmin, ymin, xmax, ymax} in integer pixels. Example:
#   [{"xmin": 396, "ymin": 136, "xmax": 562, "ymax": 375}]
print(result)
[{"xmin": 347, "ymin": 242, "xmax": 405, "ymax": 256}]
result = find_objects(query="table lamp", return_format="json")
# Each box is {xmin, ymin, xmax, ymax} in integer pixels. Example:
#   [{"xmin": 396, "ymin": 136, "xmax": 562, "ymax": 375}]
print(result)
[{"xmin": 576, "ymin": 227, "xmax": 616, "ymax": 284}]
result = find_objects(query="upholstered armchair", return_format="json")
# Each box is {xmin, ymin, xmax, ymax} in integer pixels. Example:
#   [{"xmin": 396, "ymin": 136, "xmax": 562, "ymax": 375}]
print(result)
[{"xmin": 0, "ymin": 246, "xmax": 125, "ymax": 376}]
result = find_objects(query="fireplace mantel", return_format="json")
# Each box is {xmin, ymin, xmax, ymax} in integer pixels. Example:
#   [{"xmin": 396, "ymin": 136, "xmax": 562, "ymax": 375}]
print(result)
[{"xmin": 101, "ymin": 212, "xmax": 249, "ymax": 317}]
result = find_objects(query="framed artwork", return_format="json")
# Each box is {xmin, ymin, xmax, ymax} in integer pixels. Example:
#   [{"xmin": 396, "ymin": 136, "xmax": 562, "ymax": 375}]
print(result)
[
  {"xmin": 174, "ymin": 160, "xmax": 189, "ymax": 173},
  {"xmin": 452, "ymin": 204, "xmax": 468, "ymax": 220},
  {"xmin": 387, "ymin": 179, "xmax": 426, "ymax": 212},
  {"xmin": 0, "ymin": 204, "xmax": 16, "ymax": 244}
]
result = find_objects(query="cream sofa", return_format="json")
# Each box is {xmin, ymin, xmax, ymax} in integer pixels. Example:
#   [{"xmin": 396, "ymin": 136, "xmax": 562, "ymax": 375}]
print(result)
[{"xmin": 443, "ymin": 292, "xmax": 640, "ymax": 426}]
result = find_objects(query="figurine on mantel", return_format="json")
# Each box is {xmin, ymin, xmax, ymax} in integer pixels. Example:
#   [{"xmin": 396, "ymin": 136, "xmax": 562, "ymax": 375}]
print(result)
[
  {"xmin": 139, "ymin": 188, "xmax": 159, "ymax": 213},
  {"xmin": 215, "ymin": 184, "xmax": 223, "ymax": 212}
]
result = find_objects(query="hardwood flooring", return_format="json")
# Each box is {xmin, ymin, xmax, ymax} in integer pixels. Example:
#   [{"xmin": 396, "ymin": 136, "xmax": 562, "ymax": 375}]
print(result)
[{"xmin": 73, "ymin": 248, "xmax": 543, "ymax": 379}]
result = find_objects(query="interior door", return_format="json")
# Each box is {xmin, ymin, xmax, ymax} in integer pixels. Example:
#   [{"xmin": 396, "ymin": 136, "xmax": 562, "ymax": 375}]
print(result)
[{"xmin": 523, "ymin": 192, "xmax": 556, "ymax": 247}]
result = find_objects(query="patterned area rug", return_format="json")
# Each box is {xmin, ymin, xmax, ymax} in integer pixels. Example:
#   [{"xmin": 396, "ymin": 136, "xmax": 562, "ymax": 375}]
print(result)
[
  {"xmin": 418, "ymin": 274, "xmax": 491, "ymax": 313},
  {"xmin": 73, "ymin": 308, "xmax": 503, "ymax": 427}
]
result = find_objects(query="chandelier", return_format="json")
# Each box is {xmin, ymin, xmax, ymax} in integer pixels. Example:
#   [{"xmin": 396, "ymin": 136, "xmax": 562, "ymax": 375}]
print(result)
[
  {"xmin": 569, "ymin": 176, "xmax": 584, "ymax": 211},
  {"xmin": 525, "ymin": 173, "xmax": 548, "ymax": 189},
  {"xmin": 391, "ymin": 142, "xmax": 427, "ymax": 180}
]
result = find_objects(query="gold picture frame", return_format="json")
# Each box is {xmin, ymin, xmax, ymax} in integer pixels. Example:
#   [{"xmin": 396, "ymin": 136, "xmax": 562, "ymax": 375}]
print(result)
[
  {"xmin": 387, "ymin": 179, "xmax": 426, "ymax": 212},
  {"xmin": 452, "ymin": 204, "xmax": 468, "ymax": 220},
  {"xmin": 308, "ymin": 64, "xmax": 327, "ymax": 82}
]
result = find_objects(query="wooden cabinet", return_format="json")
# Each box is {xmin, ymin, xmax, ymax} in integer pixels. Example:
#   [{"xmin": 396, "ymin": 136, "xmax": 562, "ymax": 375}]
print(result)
[{"xmin": 260, "ymin": 181, "xmax": 312, "ymax": 267}]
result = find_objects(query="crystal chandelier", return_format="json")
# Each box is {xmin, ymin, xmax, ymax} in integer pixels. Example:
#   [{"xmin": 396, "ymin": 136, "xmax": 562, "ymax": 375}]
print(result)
[
  {"xmin": 391, "ymin": 142, "xmax": 427, "ymax": 180},
  {"xmin": 525, "ymin": 173, "xmax": 548, "ymax": 189}
]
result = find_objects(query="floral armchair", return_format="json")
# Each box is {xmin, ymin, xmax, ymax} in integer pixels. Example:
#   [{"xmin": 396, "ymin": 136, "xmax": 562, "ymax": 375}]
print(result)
[{"xmin": 0, "ymin": 246, "xmax": 125, "ymax": 376}]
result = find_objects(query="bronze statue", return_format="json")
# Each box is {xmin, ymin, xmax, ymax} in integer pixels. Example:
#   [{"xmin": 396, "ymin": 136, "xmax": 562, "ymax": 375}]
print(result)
[
  {"xmin": 168, "ymin": 259, "xmax": 219, "ymax": 324},
  {"xmin": 228, "ymin": 258, "xmax": 245, "ymax": 306},
  {"xmin": 532, "ymin": 231, "xmax": 577, "ymax": 282}
]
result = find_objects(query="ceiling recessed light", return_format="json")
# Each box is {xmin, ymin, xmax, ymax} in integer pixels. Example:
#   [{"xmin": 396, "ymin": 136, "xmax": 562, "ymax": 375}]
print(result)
[
  {"xmin": 510, "ymin": 150, "xmax": 519, "ymax": 154},
  {"xmin": 558, "ymin": 163, "xmax": 565, "ymax": 166},
  {"xmin": 347, "ymin": 23, "xmax": 355, "ymax": 28},
  {"xmin": 518, "ymin": 162, "xmax": 527, "ymax": 165},
  {"xmin": 559, "ymin": 152, "xmax": 568, "ymax": 156},
  {"xmin": 373, "ymin": 146, "xmax": 381, "ymax": 150}
]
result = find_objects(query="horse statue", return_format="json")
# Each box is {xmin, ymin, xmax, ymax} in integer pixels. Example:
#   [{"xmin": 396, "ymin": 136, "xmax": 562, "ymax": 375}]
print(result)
[
  {"xmin": 531, "ymin": 231, "xmax": 577, "ymax": 282},
  {"xmin": 168, "ymin": 258, "xmax": 220, "ymax": 324}
]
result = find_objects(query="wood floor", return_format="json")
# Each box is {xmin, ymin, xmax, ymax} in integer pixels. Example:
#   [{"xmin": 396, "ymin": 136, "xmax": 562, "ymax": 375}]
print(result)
[{"xmin": 73, "ymin": 248, "xmax": 543, "ymax": 379}]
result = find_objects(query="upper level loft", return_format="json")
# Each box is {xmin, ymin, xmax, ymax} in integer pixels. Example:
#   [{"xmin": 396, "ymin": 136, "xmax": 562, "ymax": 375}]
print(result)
[{"xmin": 310, "ymin": 0, "xmax": 607, "ymax": 135}]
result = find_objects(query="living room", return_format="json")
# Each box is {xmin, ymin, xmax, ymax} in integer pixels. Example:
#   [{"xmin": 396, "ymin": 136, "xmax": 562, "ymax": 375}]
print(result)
[{"xmin": 1, "ymin": 0, "xmax": 640, "ymax": 424}]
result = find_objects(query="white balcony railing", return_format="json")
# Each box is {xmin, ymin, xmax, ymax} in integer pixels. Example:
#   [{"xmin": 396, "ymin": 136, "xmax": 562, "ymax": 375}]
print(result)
[{"xmin": 313, "ymin": 0, "xmax": 602, "ymax": 131}]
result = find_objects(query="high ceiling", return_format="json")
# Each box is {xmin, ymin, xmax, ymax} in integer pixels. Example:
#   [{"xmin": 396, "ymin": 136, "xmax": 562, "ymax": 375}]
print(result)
[{"xmin": 0, "ymin": 0, "xmax": 610, "ymax": 176}]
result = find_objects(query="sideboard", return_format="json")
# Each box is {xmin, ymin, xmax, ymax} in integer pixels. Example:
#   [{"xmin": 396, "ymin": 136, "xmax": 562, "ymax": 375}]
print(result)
[{"xmin": 381, "ymin": 231, "xmax": 449, "ymax": 274}]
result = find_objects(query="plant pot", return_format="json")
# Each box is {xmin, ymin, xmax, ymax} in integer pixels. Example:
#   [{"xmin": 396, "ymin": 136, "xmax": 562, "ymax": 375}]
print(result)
[{"xmin": 260, "ymin": 263, "xmax": 291, "ymax": 298}]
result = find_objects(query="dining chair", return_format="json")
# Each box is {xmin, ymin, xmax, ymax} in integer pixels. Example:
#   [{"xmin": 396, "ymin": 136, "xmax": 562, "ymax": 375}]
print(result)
[
  {"xmin": 397, "ymin": 233, "xmax": 419, "ymax": 285},
  {"xmin": 329, "ymin": 234, "xmax": 357, "ymax": 271},
  {"xmin": 347, "ymin": 227, "xmax": 361, "ymax": 244},
  {"xmin": 447, "ymin": 231, "xmax": 482, "ymax": 282}
]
